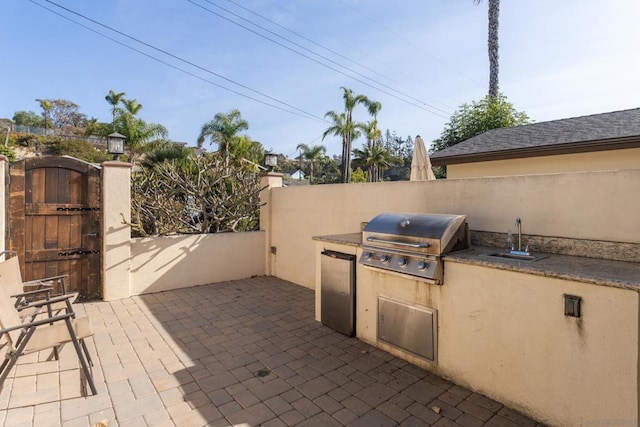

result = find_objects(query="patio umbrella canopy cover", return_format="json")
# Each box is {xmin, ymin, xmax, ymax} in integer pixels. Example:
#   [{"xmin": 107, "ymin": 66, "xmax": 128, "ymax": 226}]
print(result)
[{"xmin": 410, "ymin": 135, "xmax": 436, "ymax": 181}]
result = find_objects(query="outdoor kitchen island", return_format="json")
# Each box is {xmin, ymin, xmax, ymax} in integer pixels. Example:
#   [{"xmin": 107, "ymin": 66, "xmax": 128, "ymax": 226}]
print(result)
[{"xmin": 313, "ymin": 231, "xmax": 640, "ymax": 427}]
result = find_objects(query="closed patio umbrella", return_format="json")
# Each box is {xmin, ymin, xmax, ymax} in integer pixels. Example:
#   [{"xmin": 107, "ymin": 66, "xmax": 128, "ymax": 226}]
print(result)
[{"xmin": 410, "ymin": 135, "xmax": 436, "ymax": 181}]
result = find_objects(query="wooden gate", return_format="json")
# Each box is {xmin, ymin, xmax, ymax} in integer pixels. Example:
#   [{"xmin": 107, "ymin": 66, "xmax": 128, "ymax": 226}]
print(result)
[{"xmin": 8, "ymin": 157, "xmax": 102, "ymax": 300}]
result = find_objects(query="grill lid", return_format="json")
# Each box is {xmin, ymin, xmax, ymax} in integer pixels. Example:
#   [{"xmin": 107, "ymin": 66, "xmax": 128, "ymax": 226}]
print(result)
[
  {"xmin": 360, "ymin": 212, "xmax": 469, "ymax": 283},
  {"xmin": 363, "ymin": 212, "xmax": 468, "ymax": 256}
]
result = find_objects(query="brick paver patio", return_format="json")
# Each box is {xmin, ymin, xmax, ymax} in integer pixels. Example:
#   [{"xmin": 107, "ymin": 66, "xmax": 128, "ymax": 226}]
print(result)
[{"xmin": 0, "ymin": 277, "xmax": 543, "ymax": 426}]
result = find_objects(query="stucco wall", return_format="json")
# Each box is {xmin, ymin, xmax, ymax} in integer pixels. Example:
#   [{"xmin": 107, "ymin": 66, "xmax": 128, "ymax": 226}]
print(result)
[
  {"xmin": 130, "ymin": 231, "xmax": 265, "ymax": 295},
  {"xmin": 269, "ymin": 169, "xmax": 640, "ymax": 289},
  {"xmin": 354, "ymin": 261, "xmax": 638, "ymax": 426},
  {"xmin": 0, "ymin": 157, "xmax": 7, "ymax": 254},
  {"xmin": 102, "ymin": 161, "xmax": 132, "ymax": 301},
  {"xmin": 447, "ymin": 147, "xmax": 640, "ymax": 178}
]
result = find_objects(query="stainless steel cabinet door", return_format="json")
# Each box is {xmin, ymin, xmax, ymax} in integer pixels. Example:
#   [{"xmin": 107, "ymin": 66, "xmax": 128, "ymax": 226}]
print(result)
[{"xmin": 321, "ymin": 251, "xmax": 356, "ymax": 336}]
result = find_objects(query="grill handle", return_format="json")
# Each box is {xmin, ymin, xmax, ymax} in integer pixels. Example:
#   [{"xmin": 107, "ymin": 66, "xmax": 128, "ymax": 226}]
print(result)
[{"xmin": 366, "ymin": 236, "xmax": 431, "ymax": 248}]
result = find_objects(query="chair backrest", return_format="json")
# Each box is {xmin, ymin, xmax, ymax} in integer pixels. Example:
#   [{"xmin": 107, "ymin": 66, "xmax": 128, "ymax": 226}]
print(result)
[
  {"xmin": 0, "ymin": 256, "xmax": 24, "ymax": 299},
  {"xmin": 0, "ymin": 284, "xmax": 23, "ymax": 350}
]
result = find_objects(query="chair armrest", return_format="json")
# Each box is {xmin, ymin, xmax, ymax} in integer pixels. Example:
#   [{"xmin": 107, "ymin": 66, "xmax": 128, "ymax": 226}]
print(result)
[
  {"xmin": 21, "ymin": 281, "xmax": 55, "ymax": 291},
  {"xmin": 0, "ymin": 313, "xmax": 74, "ymax": 333},
  {"xmin": 11, "ymin": 288, "xmax": 53, "ymax": 299},
  {"xmin": 12, "ymin": 288, "xmax": 52, "ymax": 309},
  {"xmin": 28, "ymin": 274, "xmax": 68, "ymax": 282},
  {"xmin": 21, "ymin": 294, "xmax": 75, "ymax": 308},
  {"xmin": 23, "ymin": 275, "xmax": 68, "ymax": 286},
  {"xmin": 24, "ymin": 274, "xmax": 69, "ymax": 293}
]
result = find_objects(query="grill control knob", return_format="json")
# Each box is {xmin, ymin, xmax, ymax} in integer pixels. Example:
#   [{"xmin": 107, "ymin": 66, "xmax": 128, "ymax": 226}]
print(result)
[
  {"xmin": 417, "ymin": 261, "xmax": 428, "ymax": 271},
  {"xmin": 363, "ymin": 251, "xmax": 372, "ymax": 260},
  {"xmin": 380, "ymin": 255, "xmax": 390, "ymax": 263},
  {"xmin": 397, "ymin": 258, "xmax": 407, "ymax": 267}
]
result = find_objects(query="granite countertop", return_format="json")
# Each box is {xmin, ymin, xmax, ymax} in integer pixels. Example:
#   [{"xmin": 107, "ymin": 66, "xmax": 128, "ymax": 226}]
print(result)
[
  {"xmin": 313, "ymin": 233, "xmax": 640, "ymax": 291},
  {"xmin": 313, "ymin": 233, "xmax": 362, "ymax": 247},
  {"xmin": 445, "ymin": 246, "xmax": 640, "ymax": 291}
]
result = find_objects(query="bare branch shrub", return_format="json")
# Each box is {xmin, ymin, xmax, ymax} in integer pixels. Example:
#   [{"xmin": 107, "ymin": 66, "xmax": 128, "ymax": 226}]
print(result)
[{"xmin": 130, "ymin": 153, "xmax": 264, "ymax": 236}]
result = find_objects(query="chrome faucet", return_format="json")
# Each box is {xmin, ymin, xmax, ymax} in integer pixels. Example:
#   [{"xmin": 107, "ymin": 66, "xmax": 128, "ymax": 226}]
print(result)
[{"xmin": 511, "ymin": 217, "xmax": 530, "ymax": 255}]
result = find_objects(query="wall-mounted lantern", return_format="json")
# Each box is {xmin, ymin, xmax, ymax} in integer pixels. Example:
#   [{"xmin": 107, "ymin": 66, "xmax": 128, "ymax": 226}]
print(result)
[
  {"xmin": 264, "ymin": 152, "xmax": 278, "ymax": 171},
  {"xmin": 107, "ymin": 132, "xmax": 126, "ymax": 160}
]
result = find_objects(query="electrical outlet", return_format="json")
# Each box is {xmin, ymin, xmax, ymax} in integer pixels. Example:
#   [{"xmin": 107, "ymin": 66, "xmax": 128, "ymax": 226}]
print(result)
[{"xmin": 564, "ymin": 294, "xmax": 581, "ymax": 317}]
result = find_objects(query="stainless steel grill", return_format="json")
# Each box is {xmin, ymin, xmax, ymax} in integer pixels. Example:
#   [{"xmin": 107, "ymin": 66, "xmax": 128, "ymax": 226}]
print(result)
[{"xmin": 359, "ymin": 212, "xmax": 469, "ymax": 284}]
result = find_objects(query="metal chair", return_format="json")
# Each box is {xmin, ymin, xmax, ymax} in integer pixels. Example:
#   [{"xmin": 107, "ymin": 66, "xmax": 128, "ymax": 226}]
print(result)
[
  {"xmin": 0, "ymin": 284, "xmax": 96, "ymax": 395},
  {"xmin": 0, "ymin": 251, "xmax": 77, "ymax": 310}
]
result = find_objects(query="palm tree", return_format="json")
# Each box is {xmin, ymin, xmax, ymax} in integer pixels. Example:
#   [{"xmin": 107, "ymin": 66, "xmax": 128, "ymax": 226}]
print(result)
[
  {"xmin": 296, "ymin": 147, "xmax": 304, "ymax": 176},
  {"xmin": 35, "ymin": 99, "xmax": 52, "ymax": 135},
  {"xmin": 358, "ymin": 119, "xmax": 382, "ymax": 150},
  {"xmin": 142, "ymin": 141, "xmax": 193, "ymax": 168},
  {"xmin": 352, "ymin": 142, "xmax": 394, "ymax": 182},
  {"xmin": 322, "ymin": 110, "xmax": 360, "ymax": 183},
  {"xmin": 296, "ymin": 143, "xmax": 326, "ymax": 184},
  {"xmin": 228, "ymin": 135, "xmax": 264, "ymax": 168},
  {"xmin": 198, "ymin": 109, "xmax": 249, "ymax": 167},
  {"xmin": 122, "ymin": 98, "xmax": 143, "ymax": 115},
  {"xmin": 341, "ymin": 87, "xmax": 371, "ymax": 183},
  {"xmin": 366, "ymin": 100, "xmax": 382, "ymax": 122},
  {"xmin": 120, "ymin": 117, "xmax": 169, "ymax": 164},
  {"xmin": 353, "ymin": 119, "xmax": 384, "ymax": 181},
  {"xmin": 113, "ymin": 97, "xmax": 149, "ymax": 163},
  {"xmin": 474, "ymin": 0, "xmax": 500, "ymax": 98},
  {"xmin": 105, "ymin": 90, "xmax": 126, "ymax": 131},
  {"xmin": 323, "ymin": 87, "xmax": 379, "ymax": 183}
]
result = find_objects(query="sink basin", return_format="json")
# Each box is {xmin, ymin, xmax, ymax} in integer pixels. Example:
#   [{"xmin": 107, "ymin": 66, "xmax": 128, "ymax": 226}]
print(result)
[{"xmin": 482, "ymin": 252, "xmax": 548, "ymax": 262}]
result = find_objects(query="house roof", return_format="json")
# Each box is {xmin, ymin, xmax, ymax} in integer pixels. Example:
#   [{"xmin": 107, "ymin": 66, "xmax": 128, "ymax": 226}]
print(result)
[{"xmin": 430, "ymin": 108, "xmax": 640, "ymax": 166}]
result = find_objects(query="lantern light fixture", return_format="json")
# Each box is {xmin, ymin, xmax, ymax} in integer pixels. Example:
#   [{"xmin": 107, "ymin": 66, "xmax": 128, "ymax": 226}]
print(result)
[
  {"xmin": 264, "ymin": 152, "xmax": 278, "ymax": 171},
  {"xmin": 107, "ymin": 132, "xmax": 126, "ymax": 160}
]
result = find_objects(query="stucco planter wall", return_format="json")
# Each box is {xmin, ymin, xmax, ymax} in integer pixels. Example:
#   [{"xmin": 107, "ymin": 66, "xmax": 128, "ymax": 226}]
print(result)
[{"xmin": 129, "ymin": 231, "xmax": 265, "ymax": 295}]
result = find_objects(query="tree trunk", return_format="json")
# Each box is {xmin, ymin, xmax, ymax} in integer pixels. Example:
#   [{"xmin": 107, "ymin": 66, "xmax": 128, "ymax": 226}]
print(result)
[
  {"xmin": 487, "ymin": 0, "xmax": 500, "ymax": 98},
  {"xmin": 345, "ymin": 137, "xmax": 352, "ymax": 183},
  {"xmin": 299, "ymin": 152, "xmax": 303, "ymax": 175},
  {"xmin": 341, "ymin": 135, "xmax": 349, "ymax": 183},
  {"xmin": 344, "ymin": 110, "xmax": 353, "ymax": 183}
]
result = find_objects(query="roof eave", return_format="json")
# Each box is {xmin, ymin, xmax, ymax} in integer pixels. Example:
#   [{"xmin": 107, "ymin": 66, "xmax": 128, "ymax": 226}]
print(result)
[{"xmin": 430, "ymin": 136, "xmax": 640, "ymax": 166}]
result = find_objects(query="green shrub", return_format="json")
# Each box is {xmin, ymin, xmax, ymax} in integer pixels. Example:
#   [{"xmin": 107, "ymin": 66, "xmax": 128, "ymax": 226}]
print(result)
[
  {"xmin": 12, "ymin": 133, "xmax": 44, "ymax": 147},
  {"xmin": 44, "ymin": 138, "xmax": 113, "ymax": 163},
  {"xmin": 0, "ymin": 144, "xmax": 16, "ymax": 162},
  {"xmin": 351, "ymin": 167, "xmax": 367, "ymax": 183}
]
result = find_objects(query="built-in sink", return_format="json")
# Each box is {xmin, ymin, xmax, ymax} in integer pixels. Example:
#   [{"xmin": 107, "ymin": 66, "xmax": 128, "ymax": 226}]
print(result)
[{"xmin": 482, "ymin": 252, "xmax": 548, "ymax": 262}]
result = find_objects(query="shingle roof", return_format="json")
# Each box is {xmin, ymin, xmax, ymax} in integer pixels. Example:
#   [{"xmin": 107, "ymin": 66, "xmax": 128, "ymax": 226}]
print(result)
[{"xmin": 430, "ymin": 108, "xmax": 640, "ymax": 165}]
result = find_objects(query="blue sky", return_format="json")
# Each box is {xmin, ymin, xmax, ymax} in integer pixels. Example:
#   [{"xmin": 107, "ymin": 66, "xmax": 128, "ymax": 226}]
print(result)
[{"xmin": 2, "ymin": 0, "xmax": 640, "ymax": 157}]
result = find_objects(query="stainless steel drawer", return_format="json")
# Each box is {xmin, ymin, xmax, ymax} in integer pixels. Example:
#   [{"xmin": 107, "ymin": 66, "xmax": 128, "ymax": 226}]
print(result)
[{"xmin": 378, "ymin": 296, "xmax": 437, "ymax": 362}]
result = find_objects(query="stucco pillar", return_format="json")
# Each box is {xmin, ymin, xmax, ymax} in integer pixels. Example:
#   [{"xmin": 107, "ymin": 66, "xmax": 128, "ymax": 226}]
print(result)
[
  {"xmin": 259, "ymin": 172, "xmax": 283, "ymax": 276},
  {"xmin": 0, "ymin": 156, "xmax": 7, "ymax": 254},
  {"xmin": 101, "ymin": 161, "xmax": 132, "ymax": 301}
]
